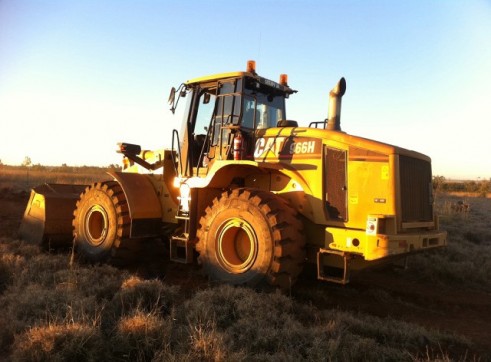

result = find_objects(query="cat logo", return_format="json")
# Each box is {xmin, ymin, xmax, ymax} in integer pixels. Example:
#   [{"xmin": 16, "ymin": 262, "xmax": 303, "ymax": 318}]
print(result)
[{"xmin": 254, "ymin": 137, "xmax": 321, "ymax": 160}]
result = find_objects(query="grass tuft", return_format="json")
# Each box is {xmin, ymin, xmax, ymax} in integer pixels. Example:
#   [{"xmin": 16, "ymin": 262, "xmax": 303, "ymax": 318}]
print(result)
[
  {"xmin": 11, "ymin": 322, "xmax": 104, "ymax": 362},
  {"xmin": 110, "ymin": 309, "xmax": 170, "ymax": 361}
]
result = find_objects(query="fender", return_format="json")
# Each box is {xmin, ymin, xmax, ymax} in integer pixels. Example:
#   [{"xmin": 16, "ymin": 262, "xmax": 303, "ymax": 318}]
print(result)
[{"xmin": 108, "ymin": 171, "xmax": 162, "ymax": 238}]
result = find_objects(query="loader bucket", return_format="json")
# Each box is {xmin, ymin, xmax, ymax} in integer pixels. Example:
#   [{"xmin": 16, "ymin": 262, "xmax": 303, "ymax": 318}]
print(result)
[{"xmin": 18, "ymin": 183, "xmax": 88, "ymax": 248}]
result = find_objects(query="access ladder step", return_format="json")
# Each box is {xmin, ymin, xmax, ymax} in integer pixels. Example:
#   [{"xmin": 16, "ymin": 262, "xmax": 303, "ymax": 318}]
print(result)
[
  {"xmin": 317, "ymin": 249, "xmax": 351, "ymax": 284},
  {"xmin": 170, "ymin": 234, "xmax": 194, "ymax": 264}
]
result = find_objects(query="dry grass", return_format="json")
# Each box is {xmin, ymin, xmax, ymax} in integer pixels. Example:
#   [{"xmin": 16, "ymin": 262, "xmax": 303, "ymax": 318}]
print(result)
[
  {"xmin": 11, "ymin": 322, "xmax": 104, "ymax": 362},
  {"xmin": 408, "ymin": 194, "xmax": 491, "ymax": 291},
  {"xmin": 0, "ymin": 236, "xmax": 474, "ymax": 361},
  {"xmin": 111, "ymin": 310, "xmax": 170, "ymax": 361}
]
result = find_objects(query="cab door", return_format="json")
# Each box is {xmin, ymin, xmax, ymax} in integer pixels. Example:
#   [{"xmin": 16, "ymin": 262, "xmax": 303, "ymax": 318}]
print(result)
[{"xmin": 208, "ymin": 79, "xmax": 242, "ymax": 161}]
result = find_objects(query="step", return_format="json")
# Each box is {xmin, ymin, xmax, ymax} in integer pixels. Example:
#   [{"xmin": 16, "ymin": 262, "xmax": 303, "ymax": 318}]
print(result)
[
  {"xmin": 317, "ymin": 249, "xmax": 351, "ymax": 284},
  {"xmin": 169, "ymin": 234, "xmax": 194, "ymax": 264}
]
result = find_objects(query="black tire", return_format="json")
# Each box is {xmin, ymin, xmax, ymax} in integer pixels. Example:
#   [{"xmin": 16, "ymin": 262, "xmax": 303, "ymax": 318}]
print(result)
[
  {"xmin": 72, "ymin": 181, "xmax": 131, "ymax": 263},
  {"xmin": 196, "ymin": 188, "xmax": 305, "ymax": 289}
]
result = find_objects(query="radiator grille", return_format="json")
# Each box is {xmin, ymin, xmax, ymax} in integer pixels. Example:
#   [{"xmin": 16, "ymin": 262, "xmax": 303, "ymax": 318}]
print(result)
[{"xmin": 399, "ymin": 155, "xmax": 433, "ymax": 223}]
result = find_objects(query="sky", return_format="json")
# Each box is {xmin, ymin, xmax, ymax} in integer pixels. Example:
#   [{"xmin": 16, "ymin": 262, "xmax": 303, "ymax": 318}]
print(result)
[{"xmin": 0, "ymin": 0, "xmax": 490, "ymax": 179}]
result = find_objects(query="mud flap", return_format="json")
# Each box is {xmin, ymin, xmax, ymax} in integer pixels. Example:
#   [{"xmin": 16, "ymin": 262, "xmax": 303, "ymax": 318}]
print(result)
[{"xmin": 18, "ymin": 184, "xmax": 87, "ymax": 247}]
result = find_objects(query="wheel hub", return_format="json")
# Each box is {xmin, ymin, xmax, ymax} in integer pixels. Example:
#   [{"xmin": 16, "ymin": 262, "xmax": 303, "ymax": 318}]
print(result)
[
  {"xmin": 85, "ymin": 205, "xmax": 109, "ymax": 246},
  {"xmin": 216, "ymin": 219, "xmax": 258, "ymax": 274}
]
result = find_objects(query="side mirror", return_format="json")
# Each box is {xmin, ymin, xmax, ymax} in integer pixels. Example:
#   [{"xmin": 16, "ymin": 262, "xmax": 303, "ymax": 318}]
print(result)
[
  {"xmin": 169, "ymin": 85, "xmax": 187, "ymax": 114},
  {"xmin": 203, "ymin": 93, "xmax": 211, "ymax": 104},
  {"xmin": 168, "ymin": 87, "xmax": 181, "ymax": 114},
  {"xmin": 168, "ymin": 87, "xmax": 176, "ymax": 105}
]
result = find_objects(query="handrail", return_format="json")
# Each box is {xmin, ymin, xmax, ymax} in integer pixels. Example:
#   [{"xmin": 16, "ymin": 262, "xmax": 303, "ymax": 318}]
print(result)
[
  {"xmin": 309, "ymin": 119, "xmax": 328, "ymax": 129},
  {"xmin": 171, "ymin": 129, "xmax": 182, "ymax": 176}
]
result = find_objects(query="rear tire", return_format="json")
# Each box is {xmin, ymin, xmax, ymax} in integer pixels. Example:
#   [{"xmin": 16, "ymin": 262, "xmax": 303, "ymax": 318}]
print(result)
[
  {"xmin": 196, "ymin": 188, "xmax": 305, "ymax": 289},
  {"xmin": 73, "ymin": 181, "xmax": 131, "ymax": 263}
]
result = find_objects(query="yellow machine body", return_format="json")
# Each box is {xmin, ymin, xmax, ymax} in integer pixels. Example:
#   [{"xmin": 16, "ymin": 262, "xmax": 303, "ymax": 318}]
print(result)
[
  {"xmin": 19, "ymin": 61, "xmax": 446, "ymax": 285},
  {"xmin": 176, "ymin": 125, "xmax": 446, "ymax": 281}
]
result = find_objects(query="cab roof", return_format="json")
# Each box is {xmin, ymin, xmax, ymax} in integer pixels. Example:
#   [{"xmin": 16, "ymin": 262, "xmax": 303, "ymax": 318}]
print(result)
[
  {"xmin": 185, "ymin": 71, "xmax": 247, "ymax": 85},
  {"xmin": 185, "ymin": 70, "xmax": 296, "ymax": 94}
]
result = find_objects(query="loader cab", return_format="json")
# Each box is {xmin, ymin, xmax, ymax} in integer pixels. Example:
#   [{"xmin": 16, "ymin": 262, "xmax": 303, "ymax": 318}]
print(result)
[{"xmin": 174, "ymin": 64, "xmax": 294, "ymax": 177}]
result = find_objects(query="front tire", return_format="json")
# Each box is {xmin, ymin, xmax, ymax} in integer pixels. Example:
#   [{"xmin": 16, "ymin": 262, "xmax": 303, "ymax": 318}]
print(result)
[
  {"xmin": 72, "ymin": 181, "xmax": 130, "ymax": 262},
  {"xmin": 196, "ymin": 188, "xmax": 305, "ymax": 289}
]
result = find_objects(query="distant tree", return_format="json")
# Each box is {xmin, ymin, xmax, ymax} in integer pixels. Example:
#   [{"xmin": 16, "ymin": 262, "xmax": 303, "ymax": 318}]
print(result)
[
  {"xmin": 21, "ymin": 156, "xmax": 33, "ymax": 186},
  {"xmin": 478, "ymin": 180, "xmax": 490, "ymax": 198},
  {"xmin": 108, "ymin": 163, "xmax": 122, "ymax": 171},
  {"xmin": 464, "ymin": 181, "xmax": 478, "ymax": 193},
  {"xmin": 32, "ymin": 163, "xmax": 46, "ymax": 171},
  {"xmin": 22, "ymin": 156, "xmax": 32, "ymax": 167},
  {"xmin": 433, "ymin": 175, "xmax": 446, "ymax": 193}
]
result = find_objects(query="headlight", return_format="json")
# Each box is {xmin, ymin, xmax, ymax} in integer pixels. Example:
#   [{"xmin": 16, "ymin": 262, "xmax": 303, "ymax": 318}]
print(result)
[{"xmin": 178, "ymin": 183, "xmax": 191, "ymax": 214}]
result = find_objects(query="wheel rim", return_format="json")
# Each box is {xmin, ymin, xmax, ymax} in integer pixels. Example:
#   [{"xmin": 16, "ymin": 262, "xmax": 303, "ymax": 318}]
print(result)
[
  {"xmin": 84, "ymin": 205, "xmax": 109, "ymax": 246},
  {"xmin": 216, "ymin": 218, "xmax": 258, "ymax": 274}
]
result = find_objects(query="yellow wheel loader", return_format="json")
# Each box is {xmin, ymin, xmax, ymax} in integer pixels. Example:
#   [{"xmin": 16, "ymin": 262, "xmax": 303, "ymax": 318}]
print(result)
[{"xmin": 19, "ymin": 61, "xmax": 447, "ymax": 289}]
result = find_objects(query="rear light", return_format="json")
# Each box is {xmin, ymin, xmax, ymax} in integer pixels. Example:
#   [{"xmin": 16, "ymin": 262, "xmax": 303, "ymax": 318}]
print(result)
[
  {"xmin": 366, "ymin": 217, "xmax": 378, "ymax": 235},
  {"xmin": 366, "ymin": 216, "xmax": 388, "ymax": 235}
]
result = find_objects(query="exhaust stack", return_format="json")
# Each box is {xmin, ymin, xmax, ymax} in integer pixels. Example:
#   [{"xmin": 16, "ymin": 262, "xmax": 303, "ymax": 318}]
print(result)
[{"xmin": 326, "ymin": 77, "xmax": 346, "ymax": 131}]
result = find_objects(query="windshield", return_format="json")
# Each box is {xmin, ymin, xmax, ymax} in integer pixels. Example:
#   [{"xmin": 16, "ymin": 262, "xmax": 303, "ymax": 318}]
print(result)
[
  {"xmin": 243, "ymin": 93, "xmax": 284, "ymax": 130},
  {"xmin": 195, "ymin": 90, "xmax": 216, "ymax": 135}
]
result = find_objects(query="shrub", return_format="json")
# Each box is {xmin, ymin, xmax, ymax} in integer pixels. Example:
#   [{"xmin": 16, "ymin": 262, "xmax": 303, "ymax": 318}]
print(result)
[
  {"xmin": 109, "ymin": 310, "xmax": 170, "ymax": 361},
  {"xmin": 113, "ymin": 276, "xmax": 181, "ymax": 316},
  {"xmin": 11, "ymin": 322, "xmax": 105, "ymax": 362}
]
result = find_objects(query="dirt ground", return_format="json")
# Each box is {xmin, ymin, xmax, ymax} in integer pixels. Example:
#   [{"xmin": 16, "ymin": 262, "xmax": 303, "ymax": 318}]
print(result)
[{"xmin": 1, "ymin": 190, "xmax": 490, "ymax": 357}]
